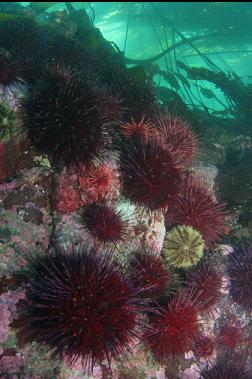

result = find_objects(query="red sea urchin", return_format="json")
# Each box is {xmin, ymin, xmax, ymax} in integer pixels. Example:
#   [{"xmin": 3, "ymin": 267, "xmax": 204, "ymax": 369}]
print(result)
[
  {"xmin": 21, "ymin": 65, "xmax": 111, "ymax": 170},
  {"xmin": 78, "ymin": 163, "xmax": 118, "ymax": 202},
  {"xmin": 143, "ymin": 290, "xmax": 199, "ymax": 361},
  {"xmin": 165, "ymin": 173, "xmax": 227, "ymax": 248},
  {"xmin": 227, "ymin": 246, "xmax": 252, "ymax": 311},
  {"xmin": 155, "ymin": 112, "xmax": 198, "ymax": 166},
  {"xmin": 80, "ymin": 201, "xmax": 130, "ymax": 247},
  {"xmin": 121, "ymin": 116, "xmax": 155, "ymax": 143},
  {"xmin": 186, "ymin": 260, "xmax": 223, "ymax": 313},
  {"xmin": 217, "ymin": 324, "xmax": 244, "ymax": 350},
  {"xmin": 128, "ymin": 250, "xmax": 169, "ymax": 297},
  {"xmin": 192, "ymin": 334, "xmax": 215, "ymax": 359},
  {"xmin": 120, "ymin": 135, "xmax": 181, "ymax": 212},
  {"xmin": 16, "ymin": 246, "xmax": 143, "ymax": 370}
]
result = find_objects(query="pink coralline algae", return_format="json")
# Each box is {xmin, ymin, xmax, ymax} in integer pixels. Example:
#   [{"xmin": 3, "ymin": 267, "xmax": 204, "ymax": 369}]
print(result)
[
  {"xmin": 0, "ymin": 352, "xmax": 24, "ymax": 375},
  {"xmin": 0, "ymin": 303, "xmax": 11, "ymax": 343},
  {"xmin": 54, "ymin": 172, "xmax": 84, "ymax": 213},
  {"xmin": 54, "ymin": 163, "xmax": 119, "ymax": 214},
  {"xmin": 1, "ymin": 289, "xmax": 26, "ymax": 316}
]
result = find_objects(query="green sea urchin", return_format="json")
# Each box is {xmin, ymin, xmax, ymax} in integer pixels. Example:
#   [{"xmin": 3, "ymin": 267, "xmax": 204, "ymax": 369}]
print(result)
[{"xmin": 164, "ymin": 225, "xmax": 205, "ymax": 268}]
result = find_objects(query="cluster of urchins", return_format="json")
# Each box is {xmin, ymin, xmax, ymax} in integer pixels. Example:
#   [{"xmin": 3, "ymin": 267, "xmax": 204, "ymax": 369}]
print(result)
[{"xmin": 1, "ymin": 17, "xmax": 252, "ymax": 378}]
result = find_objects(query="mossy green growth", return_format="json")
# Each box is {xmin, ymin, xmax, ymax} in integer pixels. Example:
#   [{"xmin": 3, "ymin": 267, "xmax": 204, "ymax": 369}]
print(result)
[
  {"xmin": 0, "ymin": 103, "xmax": 16, "ymax": 142},
  {"xmin": 164, "ymin": 225, "xmax": 205, "ymax": 269}
]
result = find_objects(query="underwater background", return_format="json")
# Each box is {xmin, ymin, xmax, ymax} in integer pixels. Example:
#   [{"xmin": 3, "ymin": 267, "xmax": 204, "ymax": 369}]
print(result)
[{"xmin": 0, "ymin": 2, "xmax": 252, "ymax": 379}]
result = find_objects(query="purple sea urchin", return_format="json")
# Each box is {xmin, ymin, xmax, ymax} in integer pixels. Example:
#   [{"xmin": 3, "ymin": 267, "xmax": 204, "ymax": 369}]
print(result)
[
  {"xmin": 227, "ymin": 246, "xmax": 252, "ymax": 311},
  {"xmin": 200, "ymin": 355, "xmax": 249, "ymax": 379},
  {"xmin": 0, "ymin": 18, "xmax": 42, "ymax": 52},
  {"xmin": 21, "ymin": 65, "xmax": 111, "ymax": 170},
  {"xmin": 0, "ymin": 48, "xmax": 24, "ymax": 89},
  {"xmin": 17, "ymin": 246, "xmax": 143, "ymax": 370}
]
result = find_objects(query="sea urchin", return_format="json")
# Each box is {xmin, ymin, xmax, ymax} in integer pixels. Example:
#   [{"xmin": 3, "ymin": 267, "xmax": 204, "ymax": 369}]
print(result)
[
  {"xmin": 80, "ymin": 201, "xmax": 130, "ymax": 247},
  {"xmin": 155, "ymin": 112, "xmax": 198, "ymax": 166},
  {"xmin": 0, "ymin": 48, "xmax": 24, "ymax": 89},
  {"xmin": 165, "ymin": 173, "xmax": 227, "ymax": 248},
  {"xmin": 128, "ymin": 250, "xmax": 169, "ymax": 297},
  {"xmin": 17, "ymin": 246, "xmax": 143, "ymax": 370},
  {"xmin": 120, "ymin": 135, "xmax": 181, "ymax": 212},
  {"xmin": 164, "ymin": 225, "xmax": 205, "ymax": 269},
  {"xmin": 227, "ymin": 246, "xmax": 252, "ymax": 311},
  {"xmin": 22, "ymin": 65, "xmax": 110, "ymax": 170},
  {"xmin": 186, "ymin": 260, "xmax": 223, "ymax": 313},
  {"xmin": 143, "ymin": 290, "xmax": 199, "ymax": 361},
  {"xmin": 200, "ymin": 355, "xmax": 248, "ymax": 379},
  {"xmin": 192, "ymin": 334, "xmax": 215, "ymax": 359}
]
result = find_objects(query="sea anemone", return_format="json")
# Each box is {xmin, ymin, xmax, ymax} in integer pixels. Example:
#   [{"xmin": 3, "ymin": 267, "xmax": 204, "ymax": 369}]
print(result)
[
  {"xmin": 186, "ymin": 260, "xmax": 223, "ymax": 313},
  {"xmin": 227, "ymin": 246, "xmax": 252, "ymax": 311},
  {"xmin": 80, "ymin": 201, "xmax": 130, "ymax": 247},
  {"xmin": 128, "ymin": 250, "xmax": 169, "ymax": 297},
  {"xmin": 164, "ymin": 225, "xmax": 205, "ymax": 269},
  {"xmin": 165, "ymin": 173, "xmax": 227, "ymax": 248},
  {"xmin": 155, "ymin": 112, "xmax": 198, "ymax": 166},
  {"xmin": 192, "ymin": 334, "xmax": 215, "ymax": 359},
  {"xmin": 16, "ymin": 246, "xmax": 143, "ymax": 370},
  {"xmin": 120, "ymin": 136, "xmax": 181, "ymax": 212},
  {"xmin": 143, "ymin": 290, "xmax": 199, "ymax": 361},
  {"xmin": 199, "ymin": 356, "xmax": 249, "ymax": 379},
  {"xmin": 21, "ymin": 65, "xmax": 111, "ymax": 170}
]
